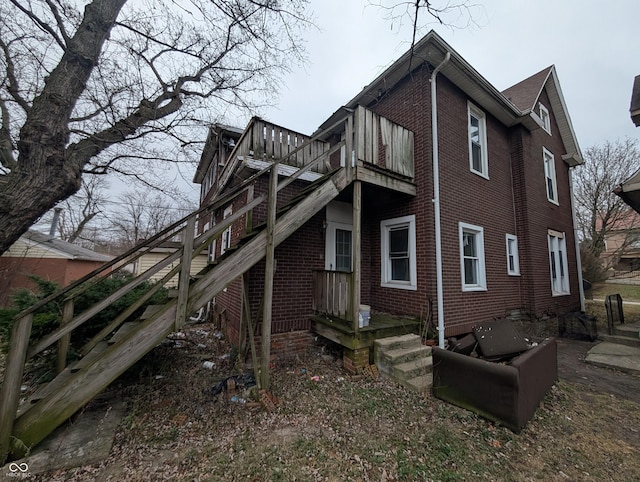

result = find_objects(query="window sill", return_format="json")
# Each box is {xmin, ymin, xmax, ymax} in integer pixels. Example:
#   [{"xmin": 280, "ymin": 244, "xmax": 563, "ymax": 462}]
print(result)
[
  {"xmin": 381, "ymin": 281, "xmax": 417, "ymax": 291},
  {"xmin": 552, "ymin": 291, "xmax": 570, "ymax": 297},
  {"xmin": 470, "ymin": 169, "xmax": 489, "ymax": 180},
  {"xmin": 462, "ymin": 286, "xmax": 487, "ymax": 292}
]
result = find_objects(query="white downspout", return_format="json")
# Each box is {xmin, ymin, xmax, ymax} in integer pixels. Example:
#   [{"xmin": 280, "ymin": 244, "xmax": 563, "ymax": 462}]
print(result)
[
  {"xmin": 569, "ymin": 167, "xmax": 586, "ymax": 311},
  {"xmin": 431, "ymin": 52, "xmax": 450, "ymax": 348}
]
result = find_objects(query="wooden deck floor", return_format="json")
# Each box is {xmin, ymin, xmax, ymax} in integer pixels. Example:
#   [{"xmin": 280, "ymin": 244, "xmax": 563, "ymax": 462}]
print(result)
[{"xmin": 310, "ymin": 313, "xmax": 421, "ymax": 350}]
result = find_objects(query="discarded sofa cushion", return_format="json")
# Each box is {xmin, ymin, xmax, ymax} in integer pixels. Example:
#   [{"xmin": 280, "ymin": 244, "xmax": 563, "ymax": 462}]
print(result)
[
  {"xmin": 449, "ymin": 333, "xmax": 477, "ymax": 356},
  {"xmin": 473, "ymin": 319, "xmax": 529, "ymax": 361}
]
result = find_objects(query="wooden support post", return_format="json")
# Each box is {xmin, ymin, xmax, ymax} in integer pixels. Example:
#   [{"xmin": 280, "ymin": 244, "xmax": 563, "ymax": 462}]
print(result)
[
  {"xmin": 351, "ymin": 181, "xmax": 362, "ymax": 331},
  {"xmin": 345, "ymin": 114, "xmax": 353, "ymax": 180},
  {"xmin": 176, "ymin": 216, "xmax": 196, "ymax": 330},
  {"xmin": 57, "ymin": 299, "xmax": 74, "ymax": 374},
  {"xmin": 245, "ymin": 184, "xmax": 254, "ymax": 233},
  {"xmin": 243, "ymin": 276, "xmax": 261, "ymax": 390},
  {"xmin": 261, "ymin": 162, "xmax": 278, "ymax": 391},
  {"xmin": 0, "ymin": 313, "xmax": 33, "ymax": 464},
  {"xmin": 238, "ymin": 274, "xmax": 247, "ymax": 357}
]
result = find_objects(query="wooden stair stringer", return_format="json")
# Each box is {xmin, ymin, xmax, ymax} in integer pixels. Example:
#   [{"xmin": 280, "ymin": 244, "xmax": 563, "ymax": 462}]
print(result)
[
  {"xmin": 8, "ymin": 167, "xmax": 351, "ymax": 458},
  {"xmin": 9, "ymin": 303, "xmax": 177, "ymax": 458},
  {"xmin": 188, "ymin": 167, "xmax": 350, "ymax": 311}
]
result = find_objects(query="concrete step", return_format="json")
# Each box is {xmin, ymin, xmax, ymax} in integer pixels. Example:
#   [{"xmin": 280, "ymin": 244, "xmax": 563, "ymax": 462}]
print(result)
[
  {"xmin": 374, "ymin": 334, "xmax": 422, "ymax": 353},
  {"xmin": 376, "ymin": 345, "xmax": 432, "ymax": 377},
  {"xmin": 601, "ymin": 333, "xmax": 640, "ymax": 348},
  {"xmin": 614, "ymin": 324, "xmax": 640, "ymax": 339},
  {"xmin": 392, "ymin": 356, "xmax": 433, "ymax": 382},
  {"xmin": 383, "ymin": 345, "xmax": 432, "ymax": 365},
  {"xmin": 585, "ymin": 342, "xmax": 640, "ymax": 375},
  {"xmin": 404, "ymin": 373, "xmax": 433, "ymax": 393}
]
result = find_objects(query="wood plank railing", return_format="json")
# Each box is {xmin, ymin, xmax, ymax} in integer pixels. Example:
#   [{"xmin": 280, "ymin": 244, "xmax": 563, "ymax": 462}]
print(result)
[
  {"xmin": 354, "ymin": 105, "xmax": 414, "ymax": 178},
  {"xmin": 0, "ymin": 110, "xmax": 357, "ymax": 464},
  {"xmin": 312, "ymin": 270, "xmax": 353, "ymax": 322}
]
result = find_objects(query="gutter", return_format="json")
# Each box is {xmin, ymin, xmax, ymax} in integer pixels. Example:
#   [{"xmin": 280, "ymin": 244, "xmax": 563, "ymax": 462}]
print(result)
[
  {"xmin": 431, "ymin": 52, "xmax": 451, "ymax": 349},
  {"xmin": 568, "ymin": 167, "xmax": 586, "ymax": 311}
]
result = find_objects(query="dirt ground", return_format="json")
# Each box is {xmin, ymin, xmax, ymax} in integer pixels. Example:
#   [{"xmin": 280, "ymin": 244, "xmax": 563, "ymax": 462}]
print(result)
[
  {"xmin": 11, "ymin": 321, "xmax": 638, "ymax": 482},
  {"xmin": 556, "ymin": 336, "xmax": 640, "ymax": 404}
]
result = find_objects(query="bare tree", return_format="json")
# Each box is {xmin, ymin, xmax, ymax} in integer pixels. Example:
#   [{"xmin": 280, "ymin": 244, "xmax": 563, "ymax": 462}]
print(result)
[
  {"xmin": 39, "ymin": 175, "xmax": 108, "ymax": 244},
  {"xmin": 573, "ymin": 138, "xmax": 640, "ymax": 266},
  {"xmin": 105, "ymin": 188, "xmax": 194, "ymax": 250},
  {"xmin": 0, "ymin": 0, "xmax": 311, "ymax": 254}
]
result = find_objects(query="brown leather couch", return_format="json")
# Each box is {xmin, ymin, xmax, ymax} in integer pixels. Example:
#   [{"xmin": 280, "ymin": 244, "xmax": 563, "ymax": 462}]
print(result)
[{"xmin": 432, "ymin": 337, "xmax": 557, "ymax": 433}]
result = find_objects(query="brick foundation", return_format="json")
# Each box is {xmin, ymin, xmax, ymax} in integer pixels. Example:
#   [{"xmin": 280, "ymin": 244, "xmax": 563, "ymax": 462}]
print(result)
[{"xmin": 343, "ymin": 347, "xmax": 370, "ymax": 374}]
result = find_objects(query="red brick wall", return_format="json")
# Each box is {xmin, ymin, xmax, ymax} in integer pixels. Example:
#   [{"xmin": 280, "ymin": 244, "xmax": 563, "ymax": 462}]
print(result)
[
  {"xmin": 0, "ymin": 257, "xmax": 104, "ymax": 306},
  {"xmin": 360, "ymin": 65, "xmax": 580, "ymax": 334},
  {"xmin": 208, "ymin": 64, "xmax": 581, "ymax": 344}
]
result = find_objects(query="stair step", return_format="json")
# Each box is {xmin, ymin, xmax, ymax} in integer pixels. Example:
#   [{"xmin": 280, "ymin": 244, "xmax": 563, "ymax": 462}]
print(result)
[
  {"xmin": 391, "ymin": 356, "xmax": 433, "ymax": 381},
  {"xmin": 404, "ymin": 373, "xmax": 434, "ymax": 392},
  {"xmin": 109, "ymin": 322, "xmax": 140, "ymax": 345},
  {"xmin": 17, "ymin": 341, "xmax": 110, "ymax": 416},
  {"xmin": 140, "ymin": 305, "xmax": 163, "ymax": 320},
  {"xmin": 374, "ymin": 334, "xmax": 422, "ymax": 352},
  {"xmin": 601, "ymin": 333, "xmax": 640, "ymax": 348},
  {"xmin": 383, "ymin": 345, "xmax": 432, "ymax": 364},
  {"xmin": 614, "ymin": 324, "xmax": 640, "ymax": 338}
]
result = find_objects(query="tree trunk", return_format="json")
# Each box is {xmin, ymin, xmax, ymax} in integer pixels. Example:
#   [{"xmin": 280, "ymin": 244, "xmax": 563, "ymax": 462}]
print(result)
[{"xmin": 0, "ymin": 0, "xmax": 127, "ymax": 254}]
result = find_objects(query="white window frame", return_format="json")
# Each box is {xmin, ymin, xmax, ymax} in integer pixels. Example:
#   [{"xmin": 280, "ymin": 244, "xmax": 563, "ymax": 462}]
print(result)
[
  {"xmin": 468, "ymin": 102, "xmax": 489, "ymax": 179},
  {"xmin": 459, "ymin": 222, "xmax": 487, "ymax": 292},
  {"xmin": 548, "ymin": 230, "xmax": 570, "ymax": 296},
  {"xmin": 220, "ymin": 206, "xmax": 233, "ymax": 255},
  {"xmin": 543, "ymin": 147, "xmax": 558, "ymax": 205},
  {"xmin": 380, "ymin": 215, "xmax": 417, "ymax": 291},
  {"xmin": 506, "ymin": 234, "xmax": 520, "ymax": 276},
  {"xmin": 325, "ymin": 221, "xmax": 353, "ymax": 272},
  {"xmin": 539, "ymin": 103, "xmax": 551, "ymax": 134}
]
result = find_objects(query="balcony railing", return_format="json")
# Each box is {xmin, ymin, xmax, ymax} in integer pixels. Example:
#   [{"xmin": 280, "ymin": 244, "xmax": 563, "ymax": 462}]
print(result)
[
  {"xmin": 312, "ymin": 270, "xmax": 353, "ymax": 322},
  {"xmin": 354, "ymin": 106, "xmax": 414, "ymax": 179}
]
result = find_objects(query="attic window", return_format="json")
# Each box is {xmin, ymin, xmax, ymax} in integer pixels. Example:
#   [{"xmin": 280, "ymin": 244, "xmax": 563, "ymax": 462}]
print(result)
[{"xmin": 539, "ymin": 103, "xmax": 551, "ymax": 134}]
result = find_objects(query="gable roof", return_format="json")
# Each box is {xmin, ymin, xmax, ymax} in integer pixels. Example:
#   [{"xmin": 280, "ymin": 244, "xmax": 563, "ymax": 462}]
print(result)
[
  {"xmin": 503, "ymin": 66, "xmax": 583, "ymax": 166},
  {"xmin": 194, "ymin": 124, "xmax": 243, "ymax": 184},
  {"xmin": 502, "ymin": 66, "xmax": 553, "ymax": 111},
  {"xmin": 18, "ymin": 230, "xmax": 113, "ymax": 262},
  {"xmin": 318, "ymin": 30, "xmax": 583, "ymax": 166}
]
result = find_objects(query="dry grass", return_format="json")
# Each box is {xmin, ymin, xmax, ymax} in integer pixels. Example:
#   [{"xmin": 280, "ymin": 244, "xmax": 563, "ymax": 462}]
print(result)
[{"xmin": 26, "ymin": 321, "xmax": 640, "ymax": 482}]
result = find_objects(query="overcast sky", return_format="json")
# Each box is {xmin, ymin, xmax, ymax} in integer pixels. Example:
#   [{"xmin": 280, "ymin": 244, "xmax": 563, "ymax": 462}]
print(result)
[{"xmin": 259, "ymin": 0, "xmax": 639, "ymax": 151}]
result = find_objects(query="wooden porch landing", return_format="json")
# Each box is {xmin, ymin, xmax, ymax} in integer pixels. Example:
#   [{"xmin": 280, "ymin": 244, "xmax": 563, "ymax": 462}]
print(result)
[{"xmin": 310, "ymin": 313, "xmax": 421, "ymax": 350}]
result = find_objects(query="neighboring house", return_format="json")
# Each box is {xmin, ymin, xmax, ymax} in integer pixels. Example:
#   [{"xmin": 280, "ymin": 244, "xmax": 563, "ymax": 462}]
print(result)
[
  {"xmin": 0, "ymin": 229, "xmax": 113, "ymax": 306},
  {"xmin": 194, "ymin": 31, "xmax": 584, "ymax": 369},
  {"xmin": 611, "ymin": 76, "xmax": 640, "ymax": 215},
  {"xmin": 631, "ymin": 75, "xmax": 640, "ymax": 127},
  {"xmin": 598, "ymin": 210, "xmax": 640, "ymax": 272},
  {"xmin": 131, "ymin": 241, "xmax": 209, "ymax": 288}
]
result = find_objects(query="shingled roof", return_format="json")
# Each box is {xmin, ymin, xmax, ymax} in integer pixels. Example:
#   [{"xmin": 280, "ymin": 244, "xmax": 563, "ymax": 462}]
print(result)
[{"xmin": 502, "ymin": 66, "xmax": 554, "ymax": 111}]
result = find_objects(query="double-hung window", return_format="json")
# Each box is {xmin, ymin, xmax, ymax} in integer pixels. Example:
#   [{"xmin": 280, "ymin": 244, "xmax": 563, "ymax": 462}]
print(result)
[
  {"xmin": 468, "ymin": 103, "xmax": 488, "ymax": 178},
  {"xmin": 539, "ymin": 103, "xmax": 551, "ymax": 134},
  {"xmin": 506, "ymin": 234, "xmax": 520, "ymax": 276},
  {"xmin": 221, "ymin": 206, "xmax": 233, "ymax": 254},
  {"xmin": 543, "ymin": 147, "xmax": 558, "ymax": 204},
  {"xmin": 459, "ymin": 222, "xmax": 487, "ymax": 291},
  {"xmin": 548, "ymin": 230, "xmax": 570, "ymax": 295},
  {"xmin": 381, "ymin": 215, "xmax": 417, "ymax": 290}
]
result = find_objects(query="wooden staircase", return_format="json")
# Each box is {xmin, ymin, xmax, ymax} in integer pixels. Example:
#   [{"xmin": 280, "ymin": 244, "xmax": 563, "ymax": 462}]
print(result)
[{"xmin": 0, "ymin": 134, "xmax": 352, "ymax": 462}]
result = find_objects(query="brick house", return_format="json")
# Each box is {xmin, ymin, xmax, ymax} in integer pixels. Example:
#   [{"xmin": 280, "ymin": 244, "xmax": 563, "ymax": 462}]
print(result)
[
  {"xmin": 194, "ymin": 31, "xmax": 584, "ymax": 370},
  {"xmin": 0, "ymin": 229, "xmax": 113, "ymax": 306}
]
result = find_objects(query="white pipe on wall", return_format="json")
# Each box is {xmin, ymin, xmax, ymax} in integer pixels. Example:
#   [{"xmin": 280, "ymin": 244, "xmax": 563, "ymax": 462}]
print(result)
[{"xmin": 430, "ymin": 52, "xmax": 450, "ymax": 349}]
